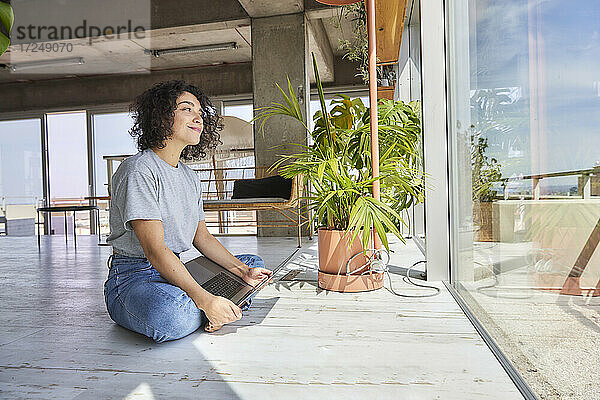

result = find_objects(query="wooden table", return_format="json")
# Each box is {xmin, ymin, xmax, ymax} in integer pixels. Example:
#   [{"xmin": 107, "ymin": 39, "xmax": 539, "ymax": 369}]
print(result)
[{"xmin": 36, "ymin": 205, "xmax": 99, "ymax": 249}]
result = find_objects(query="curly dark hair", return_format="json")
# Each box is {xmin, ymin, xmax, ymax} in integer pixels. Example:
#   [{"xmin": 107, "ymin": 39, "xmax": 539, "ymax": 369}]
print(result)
[{"xmin": 129, "ymin": 80, "xmax": 223, "ymax": 161}]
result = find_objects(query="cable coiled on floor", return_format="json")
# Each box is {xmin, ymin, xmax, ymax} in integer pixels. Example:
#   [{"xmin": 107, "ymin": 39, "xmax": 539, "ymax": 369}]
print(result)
[{"xmin": 346, "ymin": 249, "xmax": 440, "ymax": 298}]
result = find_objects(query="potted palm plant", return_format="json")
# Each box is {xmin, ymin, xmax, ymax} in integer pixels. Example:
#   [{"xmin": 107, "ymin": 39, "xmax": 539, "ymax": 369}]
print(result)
[
  {"xmin": 255, "ymin": 55, "xmax": 424, "ymax": 292},
  {"xmin": 471, "ymin": 133, "xmax": 502, "ymax": 242}
]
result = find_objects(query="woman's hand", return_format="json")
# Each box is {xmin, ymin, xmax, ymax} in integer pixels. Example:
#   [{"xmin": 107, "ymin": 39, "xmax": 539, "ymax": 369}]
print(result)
[
  {"xmin": 241, "ymin": 267, "xmax": 273, "ymax": 287},
  {"xmin": 200, "ymin": 294, "xmax": 242, "ymax": 333}
]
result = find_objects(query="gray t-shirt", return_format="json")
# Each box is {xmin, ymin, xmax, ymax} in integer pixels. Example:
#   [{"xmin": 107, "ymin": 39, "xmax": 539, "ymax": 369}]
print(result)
[{"xmin": 107, "ymin": 149, "xmax": 205, "ymax": 257}]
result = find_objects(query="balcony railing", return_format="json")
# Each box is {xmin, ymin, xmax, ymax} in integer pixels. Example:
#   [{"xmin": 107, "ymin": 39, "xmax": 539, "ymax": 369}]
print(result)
[{"xmin": 497, "ymin": 166, "xmax": 599, "ymax": 200}]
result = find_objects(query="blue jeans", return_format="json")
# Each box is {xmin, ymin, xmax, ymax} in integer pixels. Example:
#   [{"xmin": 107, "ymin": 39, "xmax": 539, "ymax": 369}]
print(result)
[{"xmin": 104, "ymin": 253, "xmax": 264, "ymax": 343}]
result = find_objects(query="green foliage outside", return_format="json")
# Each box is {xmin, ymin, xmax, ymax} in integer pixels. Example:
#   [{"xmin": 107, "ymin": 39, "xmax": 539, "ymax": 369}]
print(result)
[
  {"xmin": 469, "ymin": 87, "xmax": 536, "ymax": 202},
  {"xmin": 471, "ymin": 134, "xmax": 502, "ymax": 202},
  {"xmin": 469, "ymin": 88, "xmax": 521, "ymax": 203}
]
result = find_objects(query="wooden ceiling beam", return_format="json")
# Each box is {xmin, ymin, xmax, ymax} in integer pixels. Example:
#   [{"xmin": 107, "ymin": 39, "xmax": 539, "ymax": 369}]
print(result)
[{"xmin": 374, "ymin": 0, "xmax": 407, "ymax": 64}]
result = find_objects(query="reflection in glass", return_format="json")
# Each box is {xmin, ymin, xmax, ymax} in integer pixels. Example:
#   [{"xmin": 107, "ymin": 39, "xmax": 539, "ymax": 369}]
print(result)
[{"xmin": 447, "ymin": 0, "xmax": 600, "ymax": 398}]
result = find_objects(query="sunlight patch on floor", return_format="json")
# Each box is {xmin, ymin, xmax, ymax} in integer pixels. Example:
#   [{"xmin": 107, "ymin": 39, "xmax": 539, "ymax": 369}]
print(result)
[{"xmin": 123, "ymin": 382, "xmax": 155, "ymax": 400}]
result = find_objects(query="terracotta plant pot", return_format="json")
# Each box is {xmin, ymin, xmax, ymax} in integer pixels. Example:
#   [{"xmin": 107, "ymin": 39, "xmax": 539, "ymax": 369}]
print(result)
[
  {"xmin": 318, "ymin": 227, "xmax": 369, "ymax": 275},
  {"xmin": 317, "ymin": 227, "xmax": 384, "ymax": 292},
  {"xmin": 473, "ymin": 201, "xmax": 495, "ymax": 242}
]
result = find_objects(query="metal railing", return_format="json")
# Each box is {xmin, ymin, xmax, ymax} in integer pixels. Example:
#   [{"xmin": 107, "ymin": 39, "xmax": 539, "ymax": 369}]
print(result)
[
  {"xmin": 497, "ymin": 166, "xmax": 599, "ymax": 201},
  {"xmin": 193, "ymin": 165, "xmax": 270, "ymax": 200}
]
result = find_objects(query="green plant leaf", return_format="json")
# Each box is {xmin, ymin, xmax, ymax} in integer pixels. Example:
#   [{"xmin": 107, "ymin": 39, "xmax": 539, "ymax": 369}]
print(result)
[
  {"xmin": 372, "ymin": 212, "xmax": 389, "ymax": 250},
  {"xmin": 312, "ymin": 53, "xmax": 332, "ymax": 143},
  {"xmin": 0, "ymin": 1, "xmax": 13, "ymax": 57},
  {"xmin": 266, "ymin": 92, "xmax": 424, "ymax": 240},
  {"xmin": 251, "ymin": 77, "xmax": 309, "ymax": 136},
  {"xmin": 0, "ymin": 33, "xmax": 8, "ymax": 56},
  {"xmin": 330, "ymin": 95, "xmax": 358, "ymax": 129},
  {"xmin": 0, "ymin": 1, "xmax": 14, "ymax": 33},
  {"xmin": 317, "ymin": 161, "xmax": 326, "ymax": 184}
]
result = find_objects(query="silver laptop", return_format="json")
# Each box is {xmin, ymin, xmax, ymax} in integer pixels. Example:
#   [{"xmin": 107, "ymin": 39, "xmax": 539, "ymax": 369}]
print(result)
[{"xmin": 184, "ymin": 248, "xmax": 299, "ymax": 306}]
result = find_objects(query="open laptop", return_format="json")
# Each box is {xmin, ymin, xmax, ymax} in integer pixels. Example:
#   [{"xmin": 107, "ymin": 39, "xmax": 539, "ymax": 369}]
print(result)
[{"xmin": 184, "ymin": 248, "xmax": 300, "ymax": 307}]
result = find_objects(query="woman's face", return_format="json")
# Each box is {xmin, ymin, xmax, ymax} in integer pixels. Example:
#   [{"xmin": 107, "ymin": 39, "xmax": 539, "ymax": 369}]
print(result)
[{"xmin": 171, "ymin": 91, "xmax": 204, "ymax": 147}]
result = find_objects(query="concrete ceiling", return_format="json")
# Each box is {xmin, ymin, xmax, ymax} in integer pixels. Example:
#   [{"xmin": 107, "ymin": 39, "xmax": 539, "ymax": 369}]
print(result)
[
  {"xmin": 237, "ymin": 0, "xmax": 304, "ymax": 17},
  {"xmin": 0, "ymin": 0, "xmax": 354, "ymax": 84}
]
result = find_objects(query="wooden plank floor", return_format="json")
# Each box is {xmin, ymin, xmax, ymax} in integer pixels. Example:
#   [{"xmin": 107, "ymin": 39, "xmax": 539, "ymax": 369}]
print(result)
[{"xmin": 0, "ymin": 235, "xmax": 523, "ymax": 399}]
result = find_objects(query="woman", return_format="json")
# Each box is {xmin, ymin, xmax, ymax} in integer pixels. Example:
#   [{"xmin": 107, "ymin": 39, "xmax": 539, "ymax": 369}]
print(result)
[{"xmin": 104, "ymin": 80, "xmax": 272, "ymax": 343}]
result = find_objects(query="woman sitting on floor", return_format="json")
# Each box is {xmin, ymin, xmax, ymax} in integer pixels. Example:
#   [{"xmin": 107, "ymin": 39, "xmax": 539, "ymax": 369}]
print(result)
[{"xmin": 104, "ymin": 80, "xmax": 272, "ymax": 343}]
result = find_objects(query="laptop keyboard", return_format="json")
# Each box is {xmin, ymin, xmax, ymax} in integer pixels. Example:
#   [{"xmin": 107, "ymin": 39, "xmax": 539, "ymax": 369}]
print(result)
[{"xmin": 201, "ymin": 272, "xmax": 247, "ymax": 299}]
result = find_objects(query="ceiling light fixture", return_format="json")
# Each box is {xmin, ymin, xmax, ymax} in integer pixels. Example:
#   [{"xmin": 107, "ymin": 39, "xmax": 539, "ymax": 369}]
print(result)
[
  {"xmin": 8, "ymin": 57, "xmax": 85, "ymax": 72},
  {"xmin": 145, "ymin": 42, "xmax": 238, "ymax": 58}
]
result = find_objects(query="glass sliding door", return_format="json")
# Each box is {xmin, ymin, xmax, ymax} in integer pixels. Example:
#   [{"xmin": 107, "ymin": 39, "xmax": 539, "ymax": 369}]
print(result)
[
  {"xmin": 0, "ymin": 118, "xmax": 43, "ymax": 236},
  {"xmin": 92, "ymin": 112, "xmax": 137, "ymax": 235},
  {"xmin": 446, "ymin": 0, "xmax": 600, "ymax": 398}
]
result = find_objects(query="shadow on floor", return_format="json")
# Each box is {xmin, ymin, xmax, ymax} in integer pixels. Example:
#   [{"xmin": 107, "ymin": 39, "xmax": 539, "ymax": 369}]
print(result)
[{"xmin": 216, "ymin": 296, "xmax": 281, "ymax": 335}]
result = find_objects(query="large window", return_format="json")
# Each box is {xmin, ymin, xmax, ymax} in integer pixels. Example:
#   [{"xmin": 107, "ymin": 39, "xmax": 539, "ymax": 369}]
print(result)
[
  {"xmin": 223, "ymin": 103, "xmax": 253, "ymax": 123},
  {"xmin": 0, "ymin": 119, "xmax": 43, "ymax": 204},
  {"xmin": 93, "ymin": 112, "xmax": 137, "ymax": 197},
  {"xmin": 201, "ymin": 102, "xmax": 257, "ymax": 235},
  {"xmin": 47, "ymin": 111, "xmax": 90, "ymax": 234},
  {"xmin": 92, "ymin": 112, "xmax": 138, "ymax": 235},
  {"xmin": 447, "ymin": 1, "xmax": 600, "ymax": 398},
  {"xmin": 0, "ymin": 118, "xmax": 42, "ymax": 236}
]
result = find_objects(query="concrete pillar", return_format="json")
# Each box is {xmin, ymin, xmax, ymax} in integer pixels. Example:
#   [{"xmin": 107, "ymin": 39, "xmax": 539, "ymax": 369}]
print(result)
[{"xmin": 252, "ymin": 13, "xmax": 310, "ymax": 238}]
